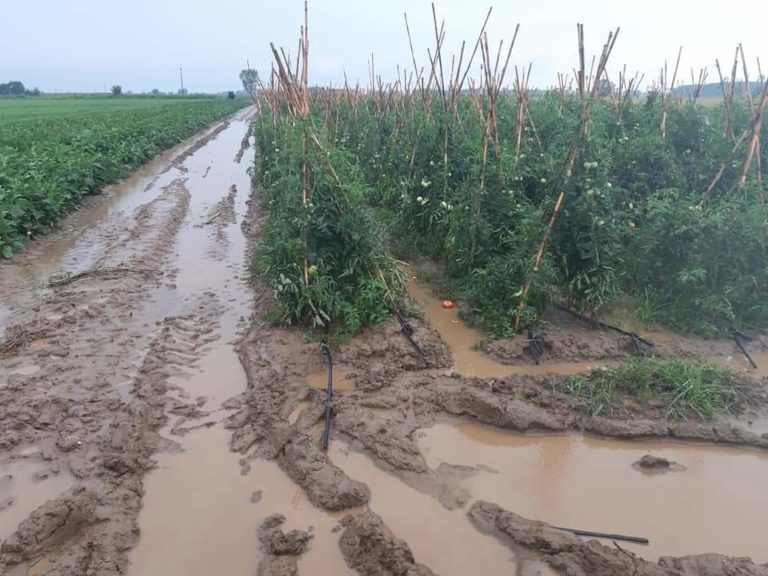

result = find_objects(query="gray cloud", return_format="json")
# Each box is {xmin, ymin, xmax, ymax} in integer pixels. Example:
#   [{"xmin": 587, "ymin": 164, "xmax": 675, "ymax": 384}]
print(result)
[{"xmin": 2, "ymin": 0, "xmax": 764, "ymax": 94}]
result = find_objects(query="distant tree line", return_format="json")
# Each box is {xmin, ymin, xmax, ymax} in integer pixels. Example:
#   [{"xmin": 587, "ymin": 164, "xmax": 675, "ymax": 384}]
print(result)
[{"xmin": 0, "ymin": 81, "xmax": 41, "ymax": 96}]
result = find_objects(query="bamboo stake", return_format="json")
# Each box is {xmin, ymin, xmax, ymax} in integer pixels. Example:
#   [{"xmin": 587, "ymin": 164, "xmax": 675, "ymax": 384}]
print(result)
[
  {"xmin": 515, "ymin": 25, "xmax": 620, "ymax": 330},
  {"xmin": 739, "ymin": 44, "xmax": 762, "ymax": 182},
  {"xmin": 736, "ymin": 78, "xmax": 768, "ymax": 191},
  {"xmin": 660, "ymin": 47, "xmax": 682, "ymax": 138}
]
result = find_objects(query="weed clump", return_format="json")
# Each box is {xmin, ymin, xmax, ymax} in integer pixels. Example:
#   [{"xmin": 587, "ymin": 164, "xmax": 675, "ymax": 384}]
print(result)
[{"xmin": 565, "ymin": 358, "xmax": 742, "ymax": 420}]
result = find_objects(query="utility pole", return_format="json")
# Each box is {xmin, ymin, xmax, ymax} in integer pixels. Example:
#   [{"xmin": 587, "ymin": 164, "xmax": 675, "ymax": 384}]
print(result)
[{"xmin": 179, "ymin": 66, "xmax": 185, "ymax": 95}]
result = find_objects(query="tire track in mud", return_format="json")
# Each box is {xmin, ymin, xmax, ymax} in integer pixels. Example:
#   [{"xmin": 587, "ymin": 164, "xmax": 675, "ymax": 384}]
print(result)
[{"xmin": 200, "ymin": 184, "xmax": 238, "ymax": 260}]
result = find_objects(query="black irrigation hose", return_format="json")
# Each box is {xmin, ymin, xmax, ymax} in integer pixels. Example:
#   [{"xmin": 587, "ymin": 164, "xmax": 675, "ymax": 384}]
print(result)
[
  {"xmin": 730, "ymin": 331, "xmax": 758, "ymax": 369},
  {"xmin": 394, "ymin": 308, "xmax": 426, "ymax": 357},
  {"xmin": 555, "ymin": 302, "xmax": 654, "ymax": 351},
  {"xmin": 553, "ymin": 525, "xmax": 649, "ymax": 545},
  {"xmin": 320, "ymin": 341, "xmax": 333, "ymax": 450}
]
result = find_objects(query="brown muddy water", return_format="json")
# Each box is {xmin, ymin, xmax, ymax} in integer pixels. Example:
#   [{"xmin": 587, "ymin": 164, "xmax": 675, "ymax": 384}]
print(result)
[
  {"xmin": 406, "ymin": 276, "xmax": 601, "ymax": 378},
  {"xmin": 330, "ymin": 440, "xmax": 547, "ymax": 576},
  {"xmin": 419, "ymin": 421, "xmax": 768, "ymax": 563},
  {"xmin": 130, "ymin": 426, "xmax": 352, "ymax": 576},
  {"xmin": 126, "ymin": 109, "xmax": 353, "ymax": 575}
]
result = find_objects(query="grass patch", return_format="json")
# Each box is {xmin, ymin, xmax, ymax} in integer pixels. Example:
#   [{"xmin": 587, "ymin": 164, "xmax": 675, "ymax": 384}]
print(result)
[{"xmin": 565, "ymin": 358, "xmax": 741, "ymax": 420}]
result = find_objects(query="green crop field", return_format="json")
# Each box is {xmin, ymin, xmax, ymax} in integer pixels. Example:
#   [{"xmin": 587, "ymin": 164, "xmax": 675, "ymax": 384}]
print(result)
[
  {"xmin": 0, "ymin": 95, "xmax": 249, "ymax": 258},
  {"xmin": 0, "ymin": 95, "xmax": 237, "ymax": 122}
]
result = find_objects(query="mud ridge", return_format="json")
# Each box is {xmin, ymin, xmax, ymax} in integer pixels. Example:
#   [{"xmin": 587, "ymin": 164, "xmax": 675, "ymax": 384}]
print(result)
[
  {"xmin": 468, "ymin": 500, "xmax": 768, "ymax": 576},
  {"xmin": 203, "ymin": 184, "xmax": 239, "ymax": 258},
  {"xmin": 339, "ymin": 509, "xmax": 436, "ymax": 576},
  {"xmin": 235, "ymin": 128, "xmax": 252, "ymax": 164}
]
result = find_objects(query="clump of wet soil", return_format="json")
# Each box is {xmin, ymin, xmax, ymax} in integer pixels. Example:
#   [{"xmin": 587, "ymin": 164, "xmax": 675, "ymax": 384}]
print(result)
[
  {"xmin": 469, "ymin": 500, "xmax": 768, "ymax": 576},
  {"xmin": 339, "ymin": 509, "xmax": 436, "ymax": 576},
  {"xmin": 1, "ymin": 487, "xmax": 97, "ymax": 568},
  {"xmin": 632, "ymin": 454, "xmax": 687, "ymax": 474},
  {"xmin": 257, "ymin": 514, "xmax": 313, "ymax": 576}
]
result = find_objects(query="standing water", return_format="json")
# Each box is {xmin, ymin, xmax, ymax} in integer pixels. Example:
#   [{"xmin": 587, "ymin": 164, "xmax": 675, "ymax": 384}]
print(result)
[
  {"xmin": 126, "ymin": 111, "xmax": 351, "ymax": 574},
  {"xmin": 419, "ymin": 422, "xmax": 768, "ymax": 563}
]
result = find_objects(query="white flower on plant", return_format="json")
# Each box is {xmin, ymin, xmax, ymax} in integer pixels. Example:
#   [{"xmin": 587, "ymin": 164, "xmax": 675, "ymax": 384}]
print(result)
[
  {"xmin": 416, "ymin": 196, "xmax": 423, "ymax": 202},
  {"xmin": 628, "ymin": 202, "xmax": 633, "ymax": 209},
  {"xmin": 606, "ymin": 182, "xmax": 612, "ymax": 189},
  {"xmin": 421, "ymin": 178, "xmax": 431, "ymax": 188},
  {"xmin": 628, "ymin": 221, "xmax": 635, "ymax": 229},
  {"xmin": 429, "ymin": 160, "xmax": 435, "ymax": 166},
  {"xmin": 441, "ymin": 201, "xmax": 448, "ymax": 208},
  {"xmin": 540, "ymin": 178, "xmax": 547, "ymax": 184}
]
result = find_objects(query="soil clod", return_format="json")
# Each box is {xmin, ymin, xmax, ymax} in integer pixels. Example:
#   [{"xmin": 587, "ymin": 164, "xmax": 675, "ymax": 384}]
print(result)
[{"xmin": 339, "ymin": 509, "xmax": 437, "ymax": 576}]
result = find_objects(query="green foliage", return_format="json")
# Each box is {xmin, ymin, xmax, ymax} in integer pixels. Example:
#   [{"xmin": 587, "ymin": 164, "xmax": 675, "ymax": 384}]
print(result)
[
  {"xmin": 0, "ymin": 97, "xmax": 247, "ymax": 257},
  {"xmin": 631, "ymin": 190, "xmax": 768, "ymax": 335},
  {"xmin": 253, "ymin": 115, "xmax": 405, "ymax": 339},
  {"xmin": 111, "ymin": 85, "xmax": 122, "ymax": 96},
  {"xmin": 566, "ymin": 358, "xmax": 740, "ymax": 420},
  {"xmin": 254, "ymin": 91, "xmax": 768, "ymax": 338}
]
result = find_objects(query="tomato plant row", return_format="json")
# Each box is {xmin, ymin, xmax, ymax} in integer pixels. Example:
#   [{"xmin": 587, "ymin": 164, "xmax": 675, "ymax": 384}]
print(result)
[{"xmin": 254, "ymin": 91, "xmax": 768, "ymax": 338}]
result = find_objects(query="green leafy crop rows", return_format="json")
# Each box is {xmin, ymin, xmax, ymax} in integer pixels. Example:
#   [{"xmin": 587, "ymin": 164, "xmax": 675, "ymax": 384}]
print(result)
[{"xmin": 0, "ymin": 97, "xmax": 248, "ymax": 258}]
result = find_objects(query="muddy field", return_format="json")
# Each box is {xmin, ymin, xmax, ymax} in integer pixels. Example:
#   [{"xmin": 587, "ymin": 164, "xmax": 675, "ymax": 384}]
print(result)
[{"xmin": 1, "ymin": 109, "xmax": 768, "ymax": 576}]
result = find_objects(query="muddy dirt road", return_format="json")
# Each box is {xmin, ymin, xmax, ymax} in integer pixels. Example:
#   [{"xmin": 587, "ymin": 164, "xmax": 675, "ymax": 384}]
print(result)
[
  {"xmin": 2, "ymin": 108, "xmax": 768, "ymax": 576},
  {"xmin": 0, "ymin": 109, "xmax": 265, "ymax": 575}
]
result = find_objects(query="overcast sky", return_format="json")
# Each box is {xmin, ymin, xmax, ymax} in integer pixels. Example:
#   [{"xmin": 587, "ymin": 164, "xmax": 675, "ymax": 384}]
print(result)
[{"xmin": 2, "ymin": 0, "xmax": 765, "ymax": 94}]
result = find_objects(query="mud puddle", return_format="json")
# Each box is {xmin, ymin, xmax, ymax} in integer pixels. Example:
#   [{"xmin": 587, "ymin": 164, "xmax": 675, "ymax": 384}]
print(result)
[
  {"xmin": 130, "ymin": 425, "xmax": 352, "ymax": 576},
  {"xmin": 307, "ymin": 369, "xmax": 355, "ymax": 391},
  {"xmin": 0, "ymin": 457, "xmax": 74, "ymax": 541},
  {"xmin": 126, "ymin": 113, "xmax": 273, "ymax": 573},
  {"xmin": 329, "ymin": 440, "xmax": 524, "ymax": 576},
  {"xmin": 406, "ymin": 276, "xmax": 601, "ymax": 378},
  {"xmin": 418, "ymin": 421, "xmax": 768, "ymax": 562}
]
